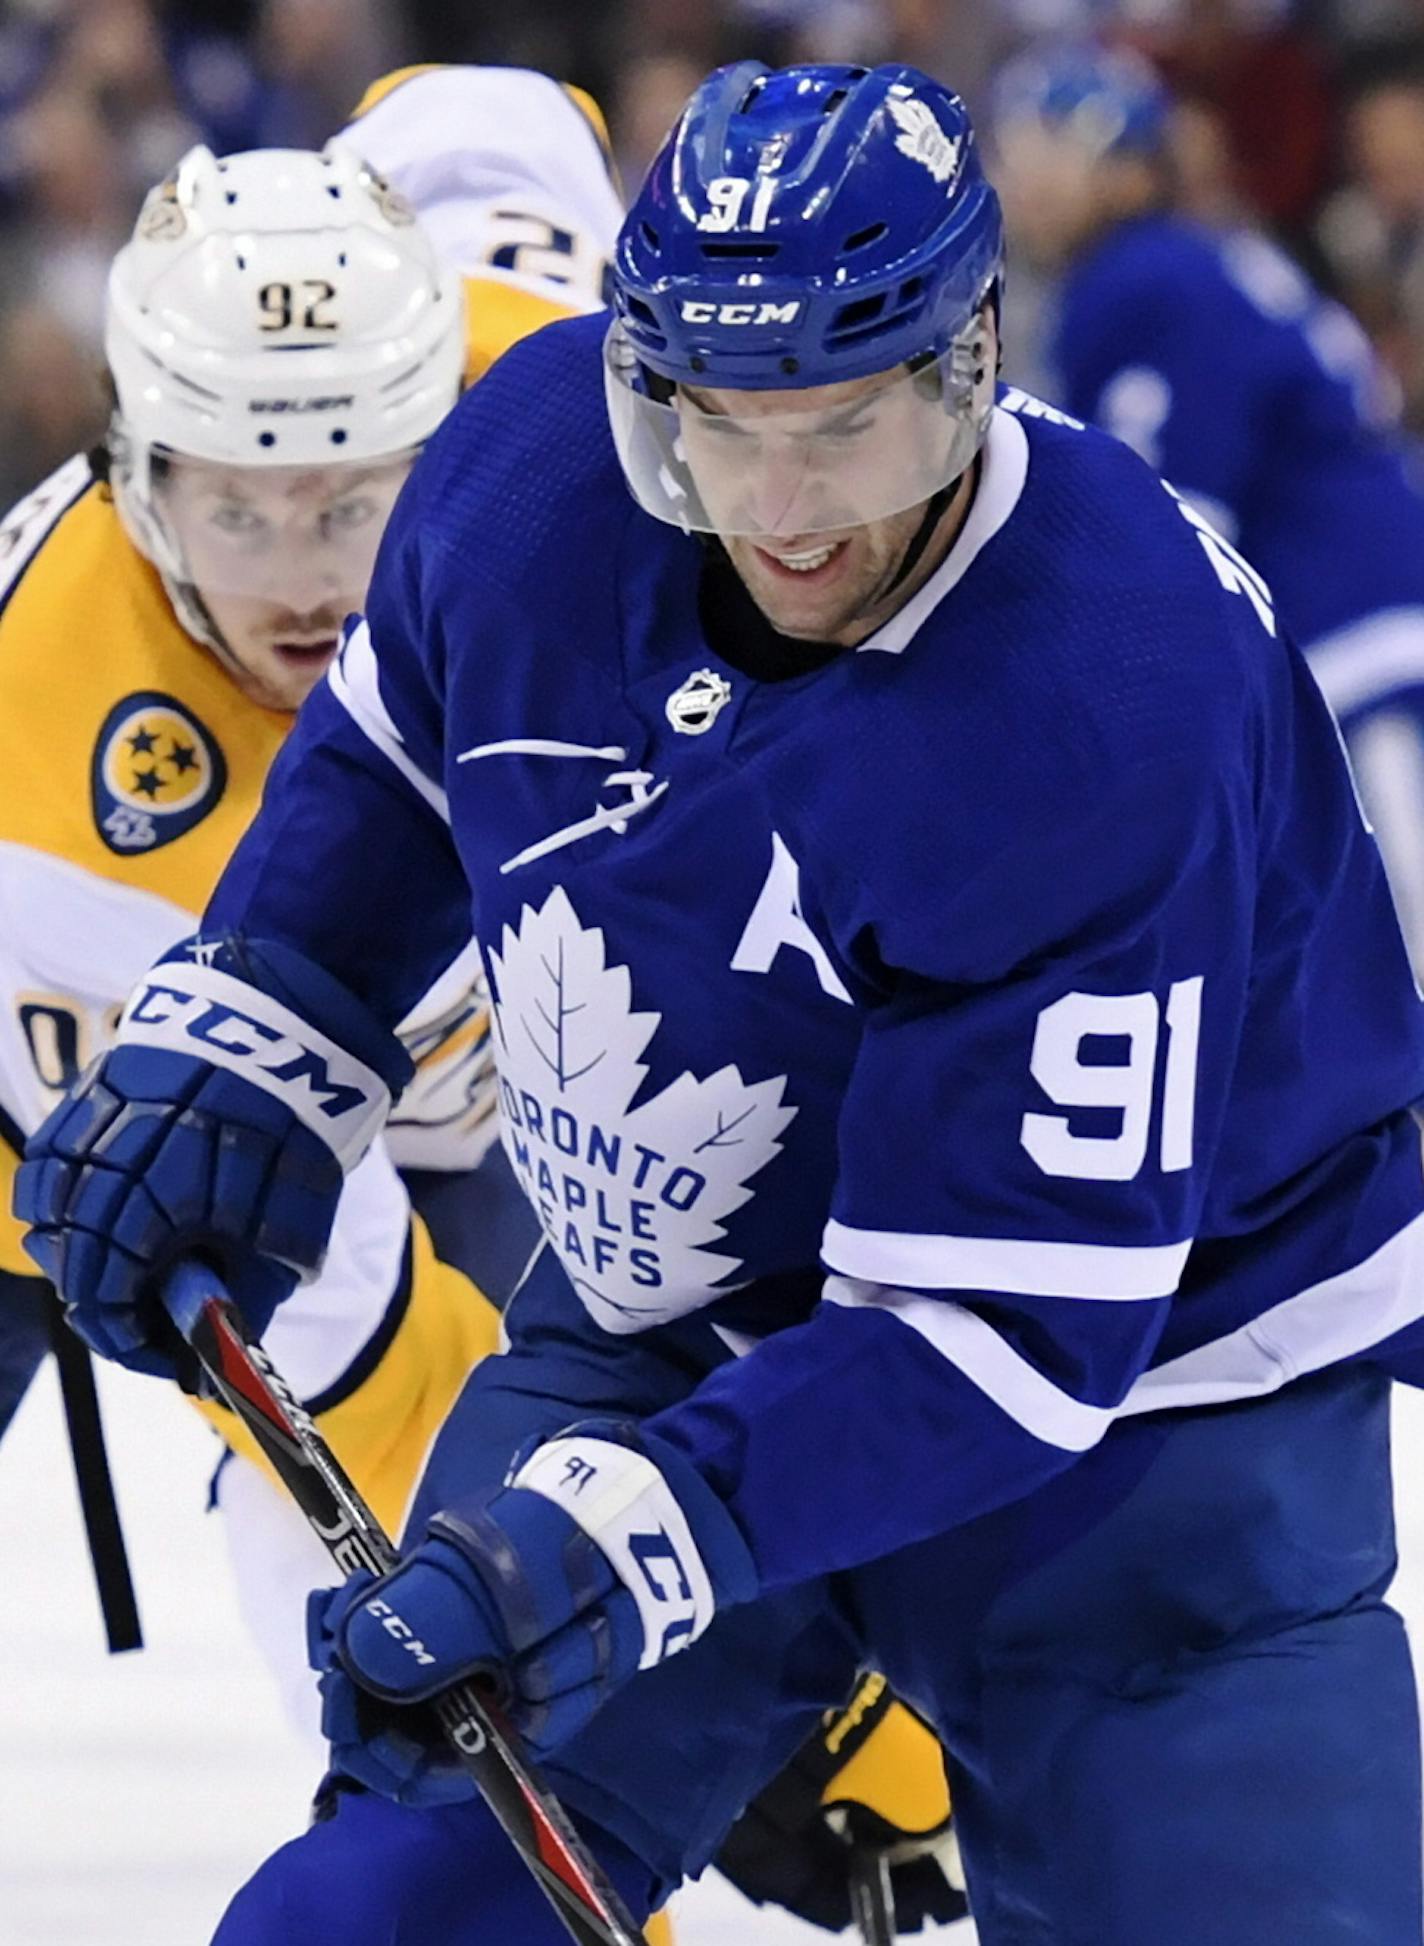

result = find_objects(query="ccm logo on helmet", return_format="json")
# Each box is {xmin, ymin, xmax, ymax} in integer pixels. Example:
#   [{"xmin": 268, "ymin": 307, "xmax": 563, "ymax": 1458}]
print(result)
[
  {"xmin": 679, "ymin": 300, "xmax": 802, "ymax": 326},
  {"xmin": 249, "ymin": 395, "xmax": 356, "ymax": 415}
]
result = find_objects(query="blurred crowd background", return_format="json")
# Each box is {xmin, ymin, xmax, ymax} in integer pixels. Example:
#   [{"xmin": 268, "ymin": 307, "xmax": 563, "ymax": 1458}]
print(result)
[{"xmin": 2, "ymin": 0, "xmax": 1424, "ymax": 504}]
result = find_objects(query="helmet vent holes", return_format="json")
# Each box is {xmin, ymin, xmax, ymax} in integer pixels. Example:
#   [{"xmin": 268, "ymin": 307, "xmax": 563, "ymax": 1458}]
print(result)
[
  {"xmin": 639, "ymin": 221, "xmax": 659, "ymax": 250},
  {"xmin": 327, "ymin": 185, "xmax": 342, "ymax": 200},
  {"xmin": 738, "ymin": 76, "xmax": 767, "ymax": 113},
  {"xmin": 235, "ymin": 254, "xmax": 246, "ymax": 270},
  {"xmin": 699, "ymin": 240, "xmax": 779, "ymax": 260},
  {"xmin": 624, "ymin": 296, "xmax": 659, "ymax": 328},
  {"xmin": 831, "ymin": 292, "xmax": 887, "ymax": 333},
  {"xmin": 823, "ymin": 88, "xmax": 850, "ymax": 116},
  {"xmin": 827, "ymin": 270, "xmax": 933, "ymax": 350},
  {"xmin": 225, "ymin": 191, "xmax": 237, "ymax": 205},
  {"xmin": 337, "ymin": 252, "xmax": 347, "ymax": 267},
  {"xmin": 841, "ymin": 221, "xmax": 887, "ymax": 254}
]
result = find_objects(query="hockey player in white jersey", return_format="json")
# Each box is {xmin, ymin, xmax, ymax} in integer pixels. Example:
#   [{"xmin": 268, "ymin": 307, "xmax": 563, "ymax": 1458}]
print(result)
[
  {"xmin": 19, "ymin": 57, "xmax": 1424, "ymax": 1946},
  {"xmin": 0, "ymin": 43, "xmax": 608, "ymax": 1781}
]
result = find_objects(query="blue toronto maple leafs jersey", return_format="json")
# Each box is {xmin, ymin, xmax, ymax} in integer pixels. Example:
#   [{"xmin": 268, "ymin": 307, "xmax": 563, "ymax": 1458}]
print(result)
[
  {"xmin": 1052, "ymin": 214, "xmax": 1424, "ymax": 650},
  {"xmin": 206, "ymin": 312, "xmax": 1424, "ymax": 1587}
]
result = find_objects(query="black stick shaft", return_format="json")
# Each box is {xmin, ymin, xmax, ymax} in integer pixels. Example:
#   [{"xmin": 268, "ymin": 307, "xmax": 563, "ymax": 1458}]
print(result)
[
  {"xmin": 849, "ymin": 1849, "xmax": 898, "ymax": 1946},
  {"xmin": 47, "ymin": 1293, "xmax": 142, "ymax": 1653},
  {"xmin": 162, "ymin": 1261, "xmax": 647, "ymax": 1946}
]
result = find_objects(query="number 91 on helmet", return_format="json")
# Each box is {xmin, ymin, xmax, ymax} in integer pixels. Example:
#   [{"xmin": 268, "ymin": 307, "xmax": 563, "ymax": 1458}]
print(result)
[{"xmin": 604, "ymin": 61, "xmax": 1004, "ymax": 542}]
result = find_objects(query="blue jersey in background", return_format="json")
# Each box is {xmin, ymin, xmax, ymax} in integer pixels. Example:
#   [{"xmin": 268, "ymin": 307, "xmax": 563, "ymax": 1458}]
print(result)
[{"xmin": 1052, "ymin": 211, "xmax": 1424, "ymax": 969}]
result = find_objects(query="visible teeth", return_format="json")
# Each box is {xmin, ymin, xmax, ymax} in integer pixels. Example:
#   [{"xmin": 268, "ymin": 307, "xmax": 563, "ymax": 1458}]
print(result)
[{"xmin": 775, "ymin": 543, "xmax": 837, "ymax": 573}]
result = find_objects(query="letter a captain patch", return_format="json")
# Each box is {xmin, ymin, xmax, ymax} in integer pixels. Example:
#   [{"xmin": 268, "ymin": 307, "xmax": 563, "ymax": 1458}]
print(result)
[{"xmin": 731, "ymin": 832, "xmax": 853, "ymax": 1003}]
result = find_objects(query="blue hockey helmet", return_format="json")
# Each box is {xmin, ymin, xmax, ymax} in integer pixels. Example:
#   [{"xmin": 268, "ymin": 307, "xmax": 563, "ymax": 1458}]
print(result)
[
  {"xmin": 605, "ymin": 62, "xmax": 1004, "ymax": 539},
  {"xmin": 991, "ymin": 43, "xmax": 1170, "ymax": 161}
]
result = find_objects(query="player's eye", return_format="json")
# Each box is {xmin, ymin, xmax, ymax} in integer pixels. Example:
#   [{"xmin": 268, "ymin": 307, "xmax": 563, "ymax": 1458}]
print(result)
[
  {"xmin": 210, "ymin": 503, "xmax": 269, "ymax": 540},
  {"xmin": 320, "ymin": 497, "xmax": 380, "ymax": 539},
  {"xmin": 823, "ymin": 414, "xmax": 875, "ymax": 442}
]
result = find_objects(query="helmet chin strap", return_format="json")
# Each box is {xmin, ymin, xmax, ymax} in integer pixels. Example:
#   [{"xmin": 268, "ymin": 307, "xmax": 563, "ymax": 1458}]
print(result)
[
  {"xmin": 104, "ymin": 433, "xmax": 240, "ymax": 667},
  {"xmin": 875, "ymin": 452, "xmax": 981, "ymax": 610},
  {"xmin": 160, "ymin": 566, "xmax": 233, "ymax": 662},
  {"xmin": 880, "ymin": 482, "xmax": 958, "ymax": 604}
]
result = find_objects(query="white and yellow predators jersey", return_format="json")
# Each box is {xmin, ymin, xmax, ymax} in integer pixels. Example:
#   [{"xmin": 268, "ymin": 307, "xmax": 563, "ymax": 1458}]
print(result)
[
  {"xmin": 344, "ymin": 64, "xmax": 623, "ymax": 383},
  {"xmin": 0, "ymin": 65, "xmax": 623, "ymax": 1528}
]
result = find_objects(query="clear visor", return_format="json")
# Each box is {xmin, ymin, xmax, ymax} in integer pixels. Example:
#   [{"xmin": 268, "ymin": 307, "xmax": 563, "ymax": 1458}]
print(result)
[
  {"xmin": 604, "ymin": 318, "xmax": 994, "ymax": 538},
  {"xmin": 116, "ymin": 447, "xmax": 416, "ymax": 613}
]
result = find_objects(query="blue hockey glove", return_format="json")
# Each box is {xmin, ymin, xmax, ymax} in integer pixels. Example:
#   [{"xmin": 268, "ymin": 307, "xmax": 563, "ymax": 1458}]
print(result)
[
  {"xmin": 15, "ymin": 936, "xmax": 410, "ymax": 1379},
  {"xmin": 308, "ymin": 1421, "xmax": 758, "ymax": 1801}
]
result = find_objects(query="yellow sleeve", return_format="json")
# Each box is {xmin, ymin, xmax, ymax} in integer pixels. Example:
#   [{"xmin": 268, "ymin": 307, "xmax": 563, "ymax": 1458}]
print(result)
[
  {"xmin": 191, "ymin": 1213, "xmax": 500, "ymax": 1537},
  {"xmin": 0, "ymin": 1114, "xmax": 29, "ymax": 1277},
  {"xmin": 462, "ymin": 273, "xmax": 582, "ymax": 386}
]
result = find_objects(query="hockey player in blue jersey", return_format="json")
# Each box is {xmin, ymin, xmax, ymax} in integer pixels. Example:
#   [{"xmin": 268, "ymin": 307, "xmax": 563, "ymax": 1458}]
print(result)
[
  {"xmin": 17, "ymin": 60, "xmax": 1424, "ymax": 1945},
  {"xmin": 993, "ymin": 41, "xmax": 1424, "ymax": 972}
]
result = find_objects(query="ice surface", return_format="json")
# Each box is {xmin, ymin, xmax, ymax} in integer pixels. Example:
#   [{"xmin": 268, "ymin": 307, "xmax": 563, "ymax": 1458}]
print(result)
[{"xmin": 5, "ymin": 1362, "xmax": 1420, "ymax": 1944}]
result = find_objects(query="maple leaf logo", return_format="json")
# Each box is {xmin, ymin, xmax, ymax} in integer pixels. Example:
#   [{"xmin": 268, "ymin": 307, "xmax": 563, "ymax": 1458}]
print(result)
[
  {"xmin": 887, "ymin": 94, "xmax": 961, "ymax": 187},
  {"xmin": 488, "ymin": 887, "xmax": 797, "ymax": 1334}
]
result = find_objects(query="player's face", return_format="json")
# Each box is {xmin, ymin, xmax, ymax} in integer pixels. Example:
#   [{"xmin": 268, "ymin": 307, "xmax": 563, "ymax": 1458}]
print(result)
[
  {"xmin": 681, "ymin": 358, "xmax": 977, "ymax": 644},
  {"xmin": 157, "ymin": 454, "xmax": 414, "ymax": 711}
]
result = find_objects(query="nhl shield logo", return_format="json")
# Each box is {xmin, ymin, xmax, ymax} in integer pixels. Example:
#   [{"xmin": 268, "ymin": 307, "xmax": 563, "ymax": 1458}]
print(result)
[
  {"xmin": 91, "ymin": 691, "xmax": 226, "ymax": 854},
  {"xmin": 665, "ymin": 668, "xmax": 732, "ymax": 736}
]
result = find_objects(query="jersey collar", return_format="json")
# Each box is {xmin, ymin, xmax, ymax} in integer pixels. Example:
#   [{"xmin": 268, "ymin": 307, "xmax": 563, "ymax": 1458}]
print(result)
[{"xmin": 855, "ymin": 404, "xmax": 1030, "ymax": 657}]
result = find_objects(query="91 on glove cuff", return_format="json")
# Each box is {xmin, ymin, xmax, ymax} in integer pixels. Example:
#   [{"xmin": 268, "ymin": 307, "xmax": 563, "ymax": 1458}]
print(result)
[{"xmin": 311, "ymin": 1422, "xmax": 757, "ymax": 1794}]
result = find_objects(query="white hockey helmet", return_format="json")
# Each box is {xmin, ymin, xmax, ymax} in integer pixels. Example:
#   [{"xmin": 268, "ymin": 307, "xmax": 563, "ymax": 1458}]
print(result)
[{"xmin": 105, "ymin": 140, "xmax": 464, "ymax": 648}]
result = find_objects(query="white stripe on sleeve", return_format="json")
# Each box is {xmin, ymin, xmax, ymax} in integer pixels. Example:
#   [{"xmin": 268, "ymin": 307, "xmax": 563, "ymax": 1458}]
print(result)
[
  {"xmin": 1121, "ymin": 1206, "xmax": 1424, "ymax": 1414},
  {"xmin": 826, "ymin": 1210, "xmax": 1424, "ymax": 1450},
  {"xmin": 822, "ymin": 1219, "xmax": 1191, "ymax": 1300},
  {"xmin": 822, "ymin": 1276, "xmax": 1117, "ymax": 1453},
  {"xmin": 1305, "ymin": 607, "xmax": 1424, "ymax": 719},
  {"xmin": 327, "ymin": 620, "xmax": 451, "ymax": 823}
]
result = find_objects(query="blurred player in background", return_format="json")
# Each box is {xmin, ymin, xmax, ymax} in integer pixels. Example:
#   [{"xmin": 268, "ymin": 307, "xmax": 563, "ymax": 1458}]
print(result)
[
  {"xmin": 992, "ymin": 42, "xmax": 1424, "ymax": 975},
  {"xmin": 0, "ymin": 61, "xmax": 961, "ymax": 1944}
]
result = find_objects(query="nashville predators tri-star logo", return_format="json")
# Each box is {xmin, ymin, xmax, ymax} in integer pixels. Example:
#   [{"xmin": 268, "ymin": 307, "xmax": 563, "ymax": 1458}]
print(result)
[{"xmin": 91, "ymin": 691, "xmax": 226, "ymax": 853}]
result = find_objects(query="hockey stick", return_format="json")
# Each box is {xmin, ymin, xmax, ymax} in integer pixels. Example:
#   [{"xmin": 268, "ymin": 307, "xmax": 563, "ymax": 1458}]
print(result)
[
  {"xmin": 160, "ymin": 1260, "xmax": 649, "ymax": 1946},
  {"xmin": 848, "ymin": 1847, "xmax": 898, "ymax": 1946},
  {"xmin": 46, "ymin": 1293, "xmax": 143, "ymax": 1653}
]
